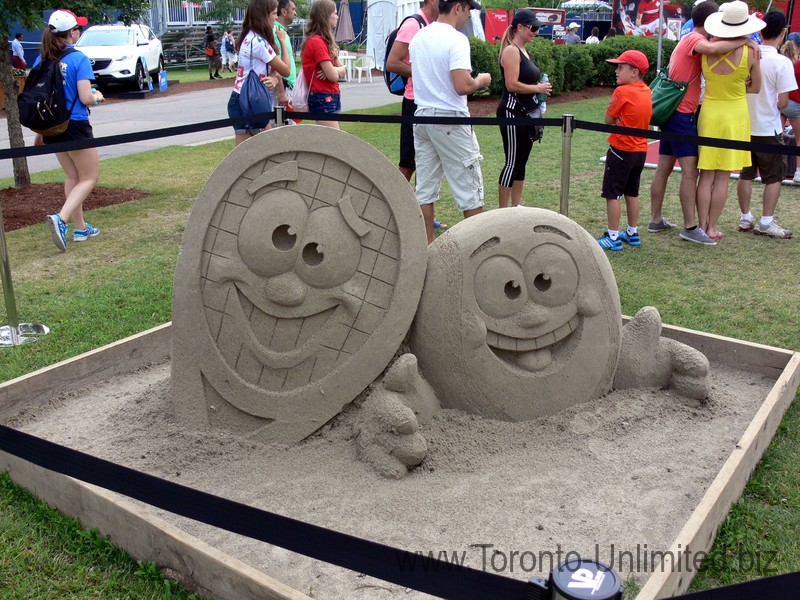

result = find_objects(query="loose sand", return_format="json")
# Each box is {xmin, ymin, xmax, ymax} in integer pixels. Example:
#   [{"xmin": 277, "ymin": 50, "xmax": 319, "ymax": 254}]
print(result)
[{"xmin": 7, "ymin": 359, "xmax": 774, "ymax": 598}]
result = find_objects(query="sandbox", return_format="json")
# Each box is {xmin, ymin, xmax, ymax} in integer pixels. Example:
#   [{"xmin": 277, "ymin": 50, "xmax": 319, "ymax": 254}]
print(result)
[{"xmin": 1, "ymin": 321, "xmax": 798, "ymax": 600}]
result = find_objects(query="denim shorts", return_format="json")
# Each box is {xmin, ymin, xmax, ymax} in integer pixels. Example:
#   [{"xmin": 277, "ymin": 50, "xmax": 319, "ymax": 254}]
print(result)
[
  {"xmin": 782, "ymin": 99, "xmax": 800, "ymax": 120},
  {"xmin": 308, "ymin": 91, "xmax": 341, "ymax": 114},
  {"xmin": 659, "ymin": 110, "xmax": 698, "ymax": 159},
  {"xmin": 227, "ymin": 91, "xmax": 264, "ymax": 135}
]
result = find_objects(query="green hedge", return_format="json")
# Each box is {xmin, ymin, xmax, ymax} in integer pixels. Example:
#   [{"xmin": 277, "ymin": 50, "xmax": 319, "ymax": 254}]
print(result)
[{"xmin": 468, "ymin": 35, "xmax": 677, "ymax": 96}]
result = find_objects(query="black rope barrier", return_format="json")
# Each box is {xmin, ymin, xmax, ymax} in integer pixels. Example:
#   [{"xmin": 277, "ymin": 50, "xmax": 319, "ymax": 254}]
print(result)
[
  {"xmin": 0, "ymin": 423, "xmax": 527, "ymax": 600},
  {"xmin": 2, "ymin": 109, "xmax": 798, "ymax": 162}
]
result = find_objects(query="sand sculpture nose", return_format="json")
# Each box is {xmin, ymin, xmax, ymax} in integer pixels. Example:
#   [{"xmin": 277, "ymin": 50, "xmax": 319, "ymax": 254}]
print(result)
[{"xmin": 265, "ymin": 271, "xmax": 308, "ymax": 306}]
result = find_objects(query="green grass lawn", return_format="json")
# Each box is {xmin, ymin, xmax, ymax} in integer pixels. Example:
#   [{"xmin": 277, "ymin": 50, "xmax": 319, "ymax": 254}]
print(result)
[{"xmin": 1, "ymin": 97, "xmax": 799, "ymax": 597}]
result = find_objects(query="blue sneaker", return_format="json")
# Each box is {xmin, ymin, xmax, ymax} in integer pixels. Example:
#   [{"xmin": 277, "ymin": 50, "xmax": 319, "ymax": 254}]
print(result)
[
  {"xmin": 597, "ymin": 232, "xmax": 623, "ymax": 251},
  {"xmin": 73, "ymin": 223, "xmax": 100, "ymax": 242},
  {"xmin": 619, "ymin": 231, "xmax": 641, "ymax": 246},
  {"xmin": 46, "ymin": 214, "xmax": 68, "ymax": 252},
  {"xmin": 433, "ymin": 219, "xmax": 448, "ymax": 230}
]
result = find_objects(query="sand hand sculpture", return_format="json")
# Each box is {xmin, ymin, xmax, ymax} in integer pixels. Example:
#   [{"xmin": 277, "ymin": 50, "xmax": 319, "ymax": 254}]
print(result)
[{"xmin": 171, "ymin": 126, "xmax": 427, "ymax": 443}]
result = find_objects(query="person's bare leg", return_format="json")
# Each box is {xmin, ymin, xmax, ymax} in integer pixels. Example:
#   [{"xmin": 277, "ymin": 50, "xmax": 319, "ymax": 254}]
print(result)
[
  {"xmin": 677, "ymin": 155, "xmax": 699, "ymax": 228},
  {"xmin": 649, "ymin": 155, "xmax": 676, "ymax": 223},
  {"xmin": 317, "ymin": 120, "xmax": 340, "ymax": 129},
  {"xmin": 55, "ymin": 151, "xmax": 79, "ymax": 214},
  {"xmin": 761, "ymin": 181, "xmax": 781, "ymax": 217},
  {"xmin": 696, "ymin": 170, "xmax": 714, "ymax": 231},
  {"xmin": 737, "ymin": 178, "xmax": 752, "ymax": 215},
  {"xmin": 706, "ymin": 171, "xmax": 730, "ymax": 238},
  {"xmin": 56, "ymin": 148, "xmax": 99, "ymax": 230},
  {"xmin": 498, "ymin": 186, "xmax": 512, "ymax": 208},
  {"xmin": 606, "ymin": 199, "xmax": 621, "ymax": 232},
  {"xmin": 399, "ymin": 166, "xmax": 414, "ymax": 182},
  {"xmin": 421, "ymin": 203, "xmax": 435, "ymax": 244},
  {"xmin": 623, "ymin": 195, "xmax": 639, "ymax": 230},
  {"xmin": 463, "ymin": 207, "xmax": 483, "ymax": 219},
  {"xmin": 510, "ymin": 180, "xmax": 524, "ymax": 207}
]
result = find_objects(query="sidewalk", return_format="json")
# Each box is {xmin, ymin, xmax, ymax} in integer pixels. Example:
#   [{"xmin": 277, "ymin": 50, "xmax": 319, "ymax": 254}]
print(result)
[{"xmin": 1, "ymin": 80, "xmax": 398, "ymax": 179}]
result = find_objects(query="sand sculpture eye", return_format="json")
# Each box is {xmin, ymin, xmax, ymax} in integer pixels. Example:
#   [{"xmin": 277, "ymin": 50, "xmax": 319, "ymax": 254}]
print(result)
[
  {"xmin": 294, "ymin": 206, "xmax": 361, "ymax": 289},
  {"xmin": 523, "ymin": 244, "xmax": 579, "ymax": 307},
  {"xmin": 473, "ymin": 256, "xmax": 528, "ymax": 319},
  {"xmin": 238, "ymin": 191, "xmax": 309, "ymax": 278}
]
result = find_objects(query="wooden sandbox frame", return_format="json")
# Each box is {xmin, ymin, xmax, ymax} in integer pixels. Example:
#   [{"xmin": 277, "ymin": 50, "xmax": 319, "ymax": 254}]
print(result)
[{"xmin": 1, "ymin": 322, "xmax": 798, "ymax": 600}]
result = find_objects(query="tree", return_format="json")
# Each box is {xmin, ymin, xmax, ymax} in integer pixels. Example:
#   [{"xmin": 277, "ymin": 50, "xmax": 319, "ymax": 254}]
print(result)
[{"xmin": 1, "ymin": 1, "xmax": 149, "ymax": 189}]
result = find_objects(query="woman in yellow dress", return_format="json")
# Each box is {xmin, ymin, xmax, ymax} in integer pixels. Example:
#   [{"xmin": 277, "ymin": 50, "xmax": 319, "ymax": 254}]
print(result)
[{"xmin": 696, "ymin": 1, "xmax": 763, "ymax": 241}]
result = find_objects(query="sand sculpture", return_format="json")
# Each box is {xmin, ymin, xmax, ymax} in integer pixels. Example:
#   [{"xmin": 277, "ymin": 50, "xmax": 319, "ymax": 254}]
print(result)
[
  {"xmin": 171, "ymin": 126, "xmax": 428, "ymax": 443},
  {"xmin": 171, "ymin": 126, "xmax": 710, "ymax": 477}
]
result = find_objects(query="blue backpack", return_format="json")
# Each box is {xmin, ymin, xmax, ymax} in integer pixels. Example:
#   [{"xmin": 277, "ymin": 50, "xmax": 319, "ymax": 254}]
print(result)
[{"xmin": 383, "ymin": 14, "xmax": 426, "ymax": 96}]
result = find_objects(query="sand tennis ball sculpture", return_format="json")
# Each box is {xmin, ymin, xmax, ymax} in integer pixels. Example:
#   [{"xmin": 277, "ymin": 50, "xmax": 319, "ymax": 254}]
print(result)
[{"xmin": 170, "ymin": 126, "xmax": 428, "ymax": 443}]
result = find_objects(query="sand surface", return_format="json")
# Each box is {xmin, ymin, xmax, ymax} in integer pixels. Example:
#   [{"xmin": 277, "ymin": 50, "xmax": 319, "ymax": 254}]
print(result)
[{"xmin": 6, "ymin": 360, "xmax": 775, "ymax": 598}]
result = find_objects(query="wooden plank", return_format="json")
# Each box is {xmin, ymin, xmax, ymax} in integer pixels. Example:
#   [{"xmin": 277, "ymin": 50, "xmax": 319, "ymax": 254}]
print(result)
[
  {"xmin": 0, "ymin": 323, "xmax": 171, "ymax": 421},
  {"xmin": 636, "ymin": 351, "xmax": 800, "ymax": 599},
  {"xmin": 0, "ymin": 451, "xmax": 311, "ymax": 600}
]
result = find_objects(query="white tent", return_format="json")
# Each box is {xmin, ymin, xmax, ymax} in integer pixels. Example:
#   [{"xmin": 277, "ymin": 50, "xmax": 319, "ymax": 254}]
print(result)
[{"xmin": 367, "ymin": 0, "xmax": 486, "ymax": 69}]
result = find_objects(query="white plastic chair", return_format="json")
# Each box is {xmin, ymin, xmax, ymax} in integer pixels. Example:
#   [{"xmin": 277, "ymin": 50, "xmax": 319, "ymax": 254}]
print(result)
[{"xmin": 353, "ymin": 55, "xmax": 375, "ymax": 83}]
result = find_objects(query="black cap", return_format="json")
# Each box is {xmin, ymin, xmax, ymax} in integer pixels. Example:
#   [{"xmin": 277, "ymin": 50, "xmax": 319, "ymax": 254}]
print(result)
[
  {"xmin": 443, "ymin": 0, "xmax": 483, "ymax": 10},
  {"xmin": 512, "ymin": 9, "xmax": 544, "ymax": 29}
]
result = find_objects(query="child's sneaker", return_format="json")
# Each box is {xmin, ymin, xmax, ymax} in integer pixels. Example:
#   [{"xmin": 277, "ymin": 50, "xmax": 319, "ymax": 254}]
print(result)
[
  {"xmin": 73, "ymin": 223, "xmax": 100, "ymax": 242},
  {"xmin": 619, "ymin": 231, "xmax": 641, "ymax": 246},
  {"xmin": 597, "ymin": 232, "xmax": 623, "ymax": 251},
  {"xmin": 46, "ymin": 214, "xmax": 68, "ymax": 251}
]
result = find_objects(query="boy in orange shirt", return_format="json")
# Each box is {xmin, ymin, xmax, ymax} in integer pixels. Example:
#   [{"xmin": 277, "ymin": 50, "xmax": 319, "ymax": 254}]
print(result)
[{"xmin": 597, "ymin": 50, "xmax": 653, "ymax": 251}]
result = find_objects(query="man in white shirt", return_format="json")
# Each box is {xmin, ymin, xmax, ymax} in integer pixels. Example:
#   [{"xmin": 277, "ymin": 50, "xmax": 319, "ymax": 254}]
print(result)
[
  {"xmin": 736, "ymin": 10, "xmax": 796, "ymax": 239},
  {"xmin": 409, "ymin": 0, "xmax": 491, "ymax": 244},
  {"xmin": 11, "ymin": 33, "xmax": 26, "ymax": 70}
]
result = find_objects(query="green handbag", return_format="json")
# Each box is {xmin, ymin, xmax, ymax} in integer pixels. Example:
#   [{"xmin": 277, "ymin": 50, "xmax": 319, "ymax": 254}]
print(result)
[{"xmin": 649, "ymin": 67, "xmax": 697, "ymax": 127}]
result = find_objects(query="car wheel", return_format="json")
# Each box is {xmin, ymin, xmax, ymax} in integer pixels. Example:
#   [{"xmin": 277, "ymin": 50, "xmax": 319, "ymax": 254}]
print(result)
[
  {"xmin": 132, "ymin": 61, "xmax": 146, "ymax": 91},
  {"xmin": 156, "ymin": 55, "xmax": 164, "ymax": 73}
]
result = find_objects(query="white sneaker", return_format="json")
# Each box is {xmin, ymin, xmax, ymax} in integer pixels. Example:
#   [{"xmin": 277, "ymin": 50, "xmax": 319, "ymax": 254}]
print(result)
[
  {"xmin": 754, "ymin": 220, "xmax": 792, "ymax": 239},
  {"xmin": 793, "ymin": 172, "xmax": 800, "ymax": 184}
]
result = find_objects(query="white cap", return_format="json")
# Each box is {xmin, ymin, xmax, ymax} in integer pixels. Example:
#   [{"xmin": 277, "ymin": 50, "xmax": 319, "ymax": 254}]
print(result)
[
  {"xmin": 48, "ymin": 9, "xmax": 88, "ymax": 33},
  {"xmin": 568, "ymin": 22, "xmax": 580, "ymax": 29}
]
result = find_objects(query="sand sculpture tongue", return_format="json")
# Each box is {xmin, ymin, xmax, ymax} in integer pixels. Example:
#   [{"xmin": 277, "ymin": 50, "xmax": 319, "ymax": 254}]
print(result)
[{"xmin": 516, "ymin": 348, "xmax": 552, "ymax": 371}]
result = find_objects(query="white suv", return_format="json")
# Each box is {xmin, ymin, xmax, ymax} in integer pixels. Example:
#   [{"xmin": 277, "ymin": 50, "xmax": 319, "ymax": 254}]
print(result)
[{"xmin": 76, "ymin": 24, "xmax": 164, "ymax": 91}]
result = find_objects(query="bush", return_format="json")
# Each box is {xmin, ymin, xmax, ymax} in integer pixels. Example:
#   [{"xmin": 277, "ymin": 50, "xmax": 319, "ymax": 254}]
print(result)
[
  {"xmin": 469, "ymin": 36, "xmax": 502, "ymax": 95},
  {"xmin": 467, "ymin": 34, "xmax": 676, "ymax": 97}
]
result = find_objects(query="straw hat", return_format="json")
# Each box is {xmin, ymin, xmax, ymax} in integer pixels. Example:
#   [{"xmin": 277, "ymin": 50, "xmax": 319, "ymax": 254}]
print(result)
[{"xmin": 705, "ymin": 1, "xmax": 765, "ymax": 39}]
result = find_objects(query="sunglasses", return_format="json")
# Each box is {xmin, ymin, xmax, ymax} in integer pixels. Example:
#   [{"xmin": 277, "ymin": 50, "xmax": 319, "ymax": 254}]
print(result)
[
  {"xmin": 522, "ymin": 24, "xmax": 539, "ymax": 32},
  {"xmin": 72, "ymin": 26, "xmax": 83, "ymax": 32}
]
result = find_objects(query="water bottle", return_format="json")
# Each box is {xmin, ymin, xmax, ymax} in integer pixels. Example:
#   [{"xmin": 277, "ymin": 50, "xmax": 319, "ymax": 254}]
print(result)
[
  {"xmin": 538, "ymin": 73, "xmax": 549, "ymax": 115},
  {"xmin": 91, "ymin": 86, "xmax": 100, "ymax": 106}
]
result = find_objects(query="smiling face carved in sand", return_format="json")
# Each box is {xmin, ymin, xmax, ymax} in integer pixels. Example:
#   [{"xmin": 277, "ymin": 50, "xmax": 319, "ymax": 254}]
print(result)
[
  {"xmin": 171, "ymin": 127, "xmax": 427, "ymax": 443},
  {"xmin": 410, "ymin": 208, "xmax": 622, "ymax": 420}
]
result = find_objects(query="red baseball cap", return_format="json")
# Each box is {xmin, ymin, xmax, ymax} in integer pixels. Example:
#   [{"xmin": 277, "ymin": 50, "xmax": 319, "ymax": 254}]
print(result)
[{"xmin": 606, "ymin": 50, "xmax": 649, "ymax": 74}]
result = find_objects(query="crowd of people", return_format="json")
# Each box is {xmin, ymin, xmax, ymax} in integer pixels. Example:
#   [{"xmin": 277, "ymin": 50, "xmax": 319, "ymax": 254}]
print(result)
[{"xmin": 18, "ymin": 0, "xmax": 797, "ymax": 252}]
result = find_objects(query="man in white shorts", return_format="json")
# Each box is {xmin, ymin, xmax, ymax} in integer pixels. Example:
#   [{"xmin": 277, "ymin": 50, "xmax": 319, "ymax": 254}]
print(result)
[{"xmin": 409, "ymin": 0, "xmax": 491, "ymax": 244}]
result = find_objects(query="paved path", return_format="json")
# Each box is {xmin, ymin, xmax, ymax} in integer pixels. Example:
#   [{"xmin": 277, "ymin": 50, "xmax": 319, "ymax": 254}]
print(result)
[{"xmin": 1, "ymin": 80, "xmax": 398, "ymax": 178}]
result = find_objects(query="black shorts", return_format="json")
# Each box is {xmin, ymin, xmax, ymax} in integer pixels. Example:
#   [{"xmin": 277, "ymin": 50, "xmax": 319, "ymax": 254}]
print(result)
[
  {"xmin": 399, "ymin": 96, "xmax": 416, "ymax": 170},
  {"xmin": 602, "ymin": 146, "xmax": 646, "ymax": 200},
  {"xmin": 739, "ymin": 135, "xmax": 786, "ymax": 185},
  {"xmin": 42, "ymin": 120, "xmax": 94, "ymax": 145}
]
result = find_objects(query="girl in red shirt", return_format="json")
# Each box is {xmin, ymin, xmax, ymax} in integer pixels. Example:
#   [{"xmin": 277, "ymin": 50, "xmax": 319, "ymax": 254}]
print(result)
[{"xmin": 301, "ymin": 0, "xmax": 345, "ymax": 128}]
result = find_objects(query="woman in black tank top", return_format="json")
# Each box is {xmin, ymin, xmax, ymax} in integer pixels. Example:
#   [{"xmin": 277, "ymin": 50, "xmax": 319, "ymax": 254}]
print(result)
[{"xmin": 496, "ymin": 10, "xmax": 552, "ymax": 207}]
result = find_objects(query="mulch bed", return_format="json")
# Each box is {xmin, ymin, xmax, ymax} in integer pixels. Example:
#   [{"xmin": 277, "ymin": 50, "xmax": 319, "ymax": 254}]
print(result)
[
  {"xmin": 1, "ymin": 82, "xmax": 612, "ymax": 233},
  {"xmin": 1, "ymin": 184, "xmax": 148, "ymax": 232}
]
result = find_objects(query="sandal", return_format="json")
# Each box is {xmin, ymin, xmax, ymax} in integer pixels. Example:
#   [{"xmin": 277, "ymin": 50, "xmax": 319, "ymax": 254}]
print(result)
[
  {"xmin": 433, "ymin": 220, "xmax": 448, "ymax": 230},
  {"xmin": 709, "ymin": 231, "xmax": 724, "ymax": 241}
]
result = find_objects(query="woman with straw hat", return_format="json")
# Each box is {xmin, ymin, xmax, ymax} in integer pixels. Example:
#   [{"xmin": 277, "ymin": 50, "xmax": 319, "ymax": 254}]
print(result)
[{"xmin": 696, "ymin": 0, "xmax": 764, "ymax": 242}]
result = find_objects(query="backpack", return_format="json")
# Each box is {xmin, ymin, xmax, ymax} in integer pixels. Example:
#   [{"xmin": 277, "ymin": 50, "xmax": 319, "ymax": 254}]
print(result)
[
  {"xmin": 383, "ymin": 14, "xmax": 426, "ymax": 96},
  {"xmin": 18, "ymin": 48, "xmax": 79, "ymax": 136}
]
